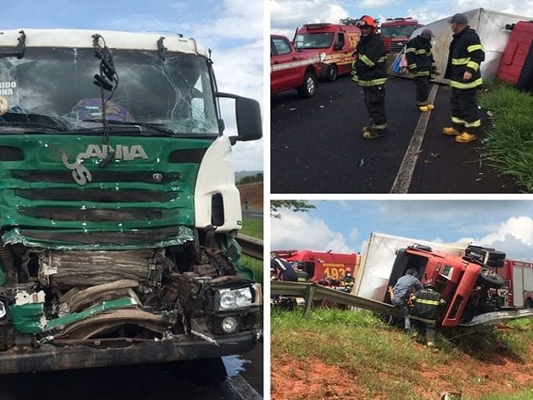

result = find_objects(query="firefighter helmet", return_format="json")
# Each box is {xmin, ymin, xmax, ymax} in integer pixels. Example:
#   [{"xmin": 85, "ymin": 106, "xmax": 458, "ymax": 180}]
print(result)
[
  {"xmin": 356, "ymin": 15, "xmax": 378, "ymax": 29},
  {"xmin": 345, "ymin": 267, "xmax": 352, "ymax": 273},
  {"xmin": 424, "ymin": 280, "xmax": 435, "ymax": 289}
]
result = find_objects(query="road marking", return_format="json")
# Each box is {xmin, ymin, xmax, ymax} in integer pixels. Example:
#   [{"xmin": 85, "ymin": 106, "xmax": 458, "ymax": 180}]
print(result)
[
  {"xmin": 390, "ymin": 84, "xmax": 439, "ymax": 193},
  {"xmin": 224, "ymin": 374, "xmax": 264, "ymax": 400}
]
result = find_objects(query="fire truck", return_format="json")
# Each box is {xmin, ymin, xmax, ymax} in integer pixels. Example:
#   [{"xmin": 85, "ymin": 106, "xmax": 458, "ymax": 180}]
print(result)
[
  {"xmin": 354, "ymin": 232, "xmax": 533, "ymax": 328},
  {"xmin": 293, "ymin": 23, "xmax": 361, "ymax": 82},
  {"xmin": 275, "ymin": 249, "xmax": 360, "ymax": 282},
  {"xmin": 380, "ymin": 17, "xmax": 422, "ymax": 53}
]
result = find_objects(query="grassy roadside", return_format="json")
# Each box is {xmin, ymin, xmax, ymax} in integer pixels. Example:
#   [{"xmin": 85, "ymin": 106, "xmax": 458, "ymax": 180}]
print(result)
[
  {"xmin": 271, "ymin": 308, "xmax": 533, "ymax": 400},
  {"xmin": 240, "ymin": 217, "xmax": 263, "ymax": 285},
  {"xmin": 479, "ymin": 81, "xmax": 533, "ymax": 192}
]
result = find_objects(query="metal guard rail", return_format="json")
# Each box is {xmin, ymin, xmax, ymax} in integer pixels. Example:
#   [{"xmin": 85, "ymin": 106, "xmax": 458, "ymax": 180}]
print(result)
[{"xmin": 270, "ymin": 281, "xmax": 403, "ymax": 318}]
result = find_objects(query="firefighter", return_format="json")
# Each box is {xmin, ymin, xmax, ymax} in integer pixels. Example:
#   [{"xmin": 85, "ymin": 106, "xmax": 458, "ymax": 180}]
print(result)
[
  {"xmin": 405, "ymin": 28, "xmax": 438, "ymax": 112},
  {"xmin": 409, "ymin": 280, "xmax": 446, "ymax": 348},
  {"xmin": 351, "ymin": 15, "xmax": 388, "ymax": 139},
  {"xmin": 388, "ymin": 269, "xmax": 422, "ymax": 332},
  {"xmin": 270, "ymin": 251, "xmax": 298, "ymax": 282},
  {"xmin": 443, "ymin": 12, "xmax": 485, "ymax": 143},
  {"xmin": 341, "ymin": 267, "xmax": 355, "ymax": 292}
]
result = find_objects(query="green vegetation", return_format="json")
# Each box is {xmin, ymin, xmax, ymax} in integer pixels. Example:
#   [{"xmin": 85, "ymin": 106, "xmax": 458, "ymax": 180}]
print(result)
[
  {"xmin": 239, "ymin": 218, "xmax": 263, "ymax": 285},
  {"xmin": 271, "ymin": 307, "xmax": 533, "ymax": 399},
  {"xmin": 480, "ymin": 80, "xmax": 533, "ymax": 192},
  {"xmin": 237, "ymin": 172, "xmax": 263, "ymax": 185},
  {"xmin": 240, "ymin": 218, "xmax": 263, "ymax": 239}
]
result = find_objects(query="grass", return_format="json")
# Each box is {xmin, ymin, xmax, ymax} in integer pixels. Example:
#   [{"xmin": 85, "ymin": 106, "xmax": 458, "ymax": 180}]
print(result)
[
  {"xmin": 240, "ymin": 218, "xmax": 263, "ymax": 239},
  {"xmin": 271, "ymin": 307, "xmax": 533, "ymax": 399},
  {"xmin": 479, "ymin": 80, "xmax": 533, "ymax": 192},
  {"xmin": 239, "ymin": 218, "xmax": 263, "ymax": 285}
]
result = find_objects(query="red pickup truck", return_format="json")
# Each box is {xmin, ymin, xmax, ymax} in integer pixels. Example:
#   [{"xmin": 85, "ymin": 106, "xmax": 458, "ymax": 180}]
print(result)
[{"xmin": 270, "ymin": 34, "xmax": 322, "ymax": 98}]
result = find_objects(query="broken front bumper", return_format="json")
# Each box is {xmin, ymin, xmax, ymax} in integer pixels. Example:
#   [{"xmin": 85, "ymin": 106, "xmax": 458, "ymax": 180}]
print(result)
[{"xmin": 0, "ymin": 331, "xmax": 258, "ymax": 374}]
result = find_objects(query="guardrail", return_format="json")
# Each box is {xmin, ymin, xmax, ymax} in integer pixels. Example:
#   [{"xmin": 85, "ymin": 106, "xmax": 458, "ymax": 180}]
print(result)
[
  {"xmin": 237, "ymin": 234, "xmax": 263, "ymax": 260},
  {"xmin": 270, "ymin": 281, "xmax": 403, "ymax": 318}
]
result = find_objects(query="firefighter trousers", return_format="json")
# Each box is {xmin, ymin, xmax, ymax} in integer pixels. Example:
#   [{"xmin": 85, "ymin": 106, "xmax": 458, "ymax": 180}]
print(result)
[
  {"xmin": 363, "ymin": 85, "xmax": 387, "ymax": 133},
  {"xmin": 414, "ymin": 76, "xmax": 430, "ymax": 105},
  {"xmin": 450, "ymin": 87, "xmax": 481, "ymax": 134}
]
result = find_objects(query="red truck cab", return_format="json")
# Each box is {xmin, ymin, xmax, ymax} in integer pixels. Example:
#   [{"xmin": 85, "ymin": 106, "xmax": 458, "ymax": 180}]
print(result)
[
  {"xmin": 385, "ymin": 244, "xmax": 507, "ymax": 327},
  {"xmin": 293, "ymin": 23, "xmax": 360, "ymax": 81},
  {"xmin": 380, "ymin": 17, "xmax": 422, "ymax": 53},
  {"xmin": 270, "ymin": 34, "xmax": 322, "ymax": 98}
]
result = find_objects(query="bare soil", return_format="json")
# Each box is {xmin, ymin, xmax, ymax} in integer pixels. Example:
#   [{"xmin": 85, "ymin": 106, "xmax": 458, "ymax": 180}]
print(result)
[
  {"xmin": 238, "ymin": 181, "xmax": 263, "ymax": 210},
  {"xmin": 271, "ymin": 327, "xmax": 533, "ymax": 400}
]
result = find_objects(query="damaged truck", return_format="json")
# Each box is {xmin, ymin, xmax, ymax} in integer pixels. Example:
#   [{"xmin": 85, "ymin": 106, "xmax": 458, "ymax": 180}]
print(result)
[
  {"xmin": 354, "ymin": 232, "xmax": 533, "ymax": 328},
  {"xmin": 0, "ymin": 28, "xmax": 262, "ymax": 373}
]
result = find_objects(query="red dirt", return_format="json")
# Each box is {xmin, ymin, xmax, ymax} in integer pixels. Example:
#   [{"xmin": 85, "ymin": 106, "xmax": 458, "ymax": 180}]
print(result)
[
  {"xmin": 271, "ymin": 336, "xmax": 533, "ymax": 400},
  {"xmin": 238, "ymin": 181, "xmax": 263, "ymax": 210}
]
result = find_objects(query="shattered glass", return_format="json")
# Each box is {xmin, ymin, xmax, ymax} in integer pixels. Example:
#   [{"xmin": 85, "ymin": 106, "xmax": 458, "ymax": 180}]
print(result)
[{"xmin": 0, "ymin": 47, "xmax": 219, "ymax": 135}]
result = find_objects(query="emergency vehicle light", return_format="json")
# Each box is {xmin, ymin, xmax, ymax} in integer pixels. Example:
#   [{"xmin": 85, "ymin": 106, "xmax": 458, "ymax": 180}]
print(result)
[{"xmin": 303, "ymin": 23, "xmax": 331, "ymax": 30}]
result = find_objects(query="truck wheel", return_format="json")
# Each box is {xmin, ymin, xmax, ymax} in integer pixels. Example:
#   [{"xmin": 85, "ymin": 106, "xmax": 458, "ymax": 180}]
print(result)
[
  {"xmin": 477, "ymin": 269, "xmax": 505, "ymax": 289},
  {"xmin": 326, "ymin": 65, "xmax": 338, "ymax": 82},
  {"xmin": 297, "ymin": 71, "xmax": 317, "ymax": 98},
  {"xmin": 486, "ymin": 259, "xmax": 504, "ymax": 268}
]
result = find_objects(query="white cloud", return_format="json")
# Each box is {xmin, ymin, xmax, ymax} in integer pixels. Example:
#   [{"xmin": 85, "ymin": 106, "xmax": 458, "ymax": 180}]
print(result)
[{"xmin": 271, "ymin": 210, "xmax": 355, "ymax": 253}]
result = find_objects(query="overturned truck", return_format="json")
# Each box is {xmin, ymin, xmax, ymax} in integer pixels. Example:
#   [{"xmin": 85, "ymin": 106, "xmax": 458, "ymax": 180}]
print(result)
[
  {"xmin": 0, "ymin": 28, "xmax": 262, "ymax": 373},
  {"xmin": 354, "ymin": 232, "xmax": 533, "ymax": 328}
]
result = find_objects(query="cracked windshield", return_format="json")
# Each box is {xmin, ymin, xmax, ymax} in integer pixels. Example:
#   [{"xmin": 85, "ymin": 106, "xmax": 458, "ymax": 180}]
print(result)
[{"xmin": 0, "ymin": 46, "xmax": 218, "ymax": 135}]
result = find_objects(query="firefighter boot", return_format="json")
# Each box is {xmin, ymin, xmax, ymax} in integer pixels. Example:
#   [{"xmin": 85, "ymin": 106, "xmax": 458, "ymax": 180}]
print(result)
[
  {"xmin": 455, "ymin": 132, "xmax": 477, "ymax": 143},
  {"xmin": 362, "ymin": 129, "xmax": 387, "ymax": 139},
  {"xmin": 442, "ymin": 127, "xmax": 461, "ymax": 136}
]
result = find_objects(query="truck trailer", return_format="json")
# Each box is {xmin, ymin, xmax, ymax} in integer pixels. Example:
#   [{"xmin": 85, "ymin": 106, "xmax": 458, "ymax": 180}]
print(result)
[{"xmin": 0, "ymin": 28, "xmax": 263, "ymax": 374}]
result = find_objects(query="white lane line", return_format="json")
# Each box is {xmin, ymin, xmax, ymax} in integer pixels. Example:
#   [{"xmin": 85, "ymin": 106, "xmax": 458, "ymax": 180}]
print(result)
[
  {"xmin": 224, "ymin": 374, "xmax": 264, "ymax": 400},
  {"xmin": 390, "ymin": 84, "xmax": 440, "ymax": 193}
]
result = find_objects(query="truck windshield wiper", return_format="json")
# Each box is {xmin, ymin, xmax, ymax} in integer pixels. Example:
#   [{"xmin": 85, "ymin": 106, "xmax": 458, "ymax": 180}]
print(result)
[
  {"xmin": 82, "ymin": 120, "xmax": 178, "ymax": 136},
  {"xmin": 0, "ymin": 112, "xmax": 68, "ymax": 132}
]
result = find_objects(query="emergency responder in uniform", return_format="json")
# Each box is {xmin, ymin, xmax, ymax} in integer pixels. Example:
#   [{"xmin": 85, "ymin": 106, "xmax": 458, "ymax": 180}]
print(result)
[
  {"xmin": 270, "ymin": 251, "xmax": 298, "ymax": 282},
  {"xmin": 351, "ymin": 15, "xmax": 388, "ymax": 139},
  {"xmin": 406, "ymin": 28, "xmax": 438, "ymax": 112},
  {"xmin": 443, "ymin": 12, "xmax": 485, "ymax": 143},
  {"xmin": 341, "ymin": 267, "xmax": 355, "ymax": 292},
  {"xmin": 409, "ymin": 280, "xmax": 446, "ymax": 348},
  {"xmin": 388, "ymin": 269, "xmax": 422, "ymax": 332}
]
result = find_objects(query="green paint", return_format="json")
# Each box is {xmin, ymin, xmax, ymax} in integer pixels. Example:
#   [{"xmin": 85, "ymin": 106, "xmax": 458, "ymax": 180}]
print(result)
[{"xmin": 10, "ymin": 303, "xmax": 44, "ymax": 334}]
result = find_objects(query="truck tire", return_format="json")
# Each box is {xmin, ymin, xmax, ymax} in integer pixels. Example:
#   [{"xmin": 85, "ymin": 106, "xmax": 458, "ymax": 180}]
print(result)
[
  {"xmin": 477, "ymin": 269, "xmax": 505, "ymax": 289},
  {"xmin": 326, "ymin": 65, "xmax": 338, "ymax": 82},
  {"xmin": 297, "ymin": 71, "xmax": 317, "ymax": 98},
  {"xmin": 486, "ymin": 259, "xmax": 504, "ymax": 269},
  {"xmin": 486, "ymin": 250, "xmax": 506, "ymax": 261}
]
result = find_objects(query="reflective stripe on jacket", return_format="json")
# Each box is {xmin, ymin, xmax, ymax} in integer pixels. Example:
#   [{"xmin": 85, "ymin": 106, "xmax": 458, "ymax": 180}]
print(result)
[
  {"xmin": 351, "ymin": 33, "xmax": 387, "ymax": 87},
  {"xmin": 405, "ymin": 35, "xmax": 436, "ymax": 77},
  {"xmin": 410, "ymin": 288, "xmax": 446, "ymax": 323},
  {"xmin": 444, "ymin": 26, "xmax": 485, "ymax": 89}
]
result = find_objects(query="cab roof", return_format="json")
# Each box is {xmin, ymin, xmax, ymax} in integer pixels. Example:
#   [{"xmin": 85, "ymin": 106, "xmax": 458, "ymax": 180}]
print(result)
[{"xmin": 0, "ymin": 28, "xmax": 207, "ymax": 56}]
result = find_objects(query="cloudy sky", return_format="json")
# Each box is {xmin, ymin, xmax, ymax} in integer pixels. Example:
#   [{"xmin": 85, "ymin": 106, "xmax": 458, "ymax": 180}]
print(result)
[
  {"xmin": 271, "ymin": 200, "xmax": 533, "ymax": 262},
  {"xmin": 270, "ymin": 0, "xmax": 533, "ymax": 37},
  {"xmin": 1, "ymin": 0, "xmax": 264, "ymax": 173}
]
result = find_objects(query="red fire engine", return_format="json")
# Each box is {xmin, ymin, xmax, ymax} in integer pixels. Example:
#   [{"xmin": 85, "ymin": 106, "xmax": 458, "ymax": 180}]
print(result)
[
  {"xmin": 274, "ymin": 249, "xmax": 360, "ymax": 282},
  {"xmin": 380, "ymin": 17, "xmax": 422, "ymax": 53}
]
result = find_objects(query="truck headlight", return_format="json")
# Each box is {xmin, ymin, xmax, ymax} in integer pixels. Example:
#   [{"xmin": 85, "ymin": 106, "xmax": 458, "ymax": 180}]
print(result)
[
  {"xmin": 215, "ymin": 285, "xmax": 260, "ymax": 311},
  {"xmin": 0, "ymin": 302, "xmax": 6, "ymax": 319}
]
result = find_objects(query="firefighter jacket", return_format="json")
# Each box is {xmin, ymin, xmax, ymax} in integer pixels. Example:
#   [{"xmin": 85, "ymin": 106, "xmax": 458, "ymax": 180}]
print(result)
[
  {"xmin": 351, "ymin": 33, "xmax": 387, "ymax": 87},
  {"xmin": 405, "ymin": 35, "xmax": 436, "ymax": 77},
  {"xmin": 444, "ymin": 26, "xmax": 485, "ymax": 89},
  {"xmin": 409, "ymin": 288, "xmax": 446, "ymax": 324}
]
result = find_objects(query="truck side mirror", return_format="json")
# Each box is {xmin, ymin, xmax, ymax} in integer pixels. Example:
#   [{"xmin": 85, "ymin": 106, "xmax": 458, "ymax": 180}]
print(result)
[{"xmin": 215, "ymin": 92, "xmax": 263, "ymax": 145}]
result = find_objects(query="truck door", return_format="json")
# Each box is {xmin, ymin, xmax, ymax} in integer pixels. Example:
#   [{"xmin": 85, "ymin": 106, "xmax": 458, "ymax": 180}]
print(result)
[
  {"xmin": 271, "ymin": 35, "xmax": 299, "ymax": 93},
  {"xmin": 512, "ymin": 264, "xmax": 525, "ymax": 307}
]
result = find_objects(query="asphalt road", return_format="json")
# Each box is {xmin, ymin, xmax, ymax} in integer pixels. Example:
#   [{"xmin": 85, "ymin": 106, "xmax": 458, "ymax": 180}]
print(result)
[
  {"xmin": 271, "ymin": 75, "xmax": 520, "ymax": 193},
  {"xmin": 0, "ymin": 346, "xmax": 264, "ymax": 399}
]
